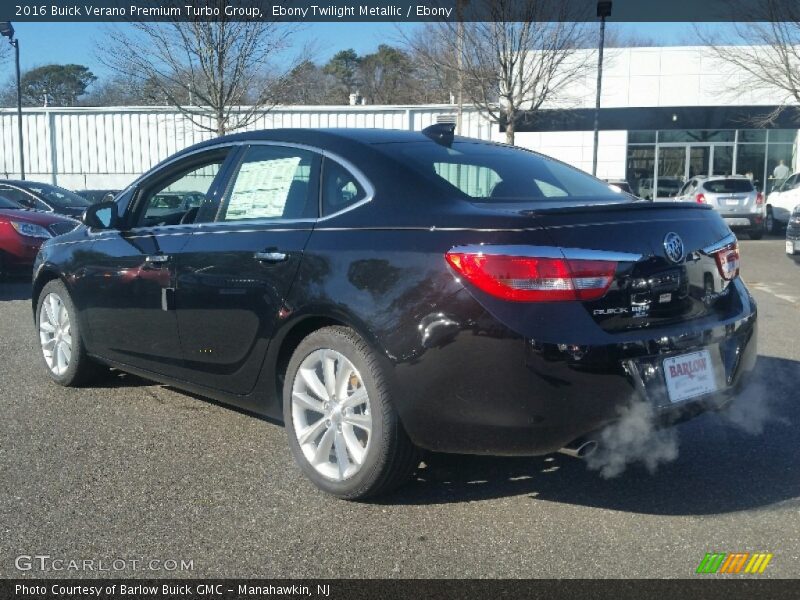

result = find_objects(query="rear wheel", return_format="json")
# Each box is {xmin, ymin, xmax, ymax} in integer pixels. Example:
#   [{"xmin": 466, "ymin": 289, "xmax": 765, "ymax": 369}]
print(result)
[
  {"xmin": 36, "ymin": 280, "xmax": 104, "ymax": 386},
  {"xmin": 283, "ymin": 326, "xmax": 420, "ymax": 500},
  {"xmin": 765, "ymin": 208, "xmax": 776, "ymax": 235},
  {"xmin": 749, "ymin": 226, "xmax": 764, "ymax": 240}
]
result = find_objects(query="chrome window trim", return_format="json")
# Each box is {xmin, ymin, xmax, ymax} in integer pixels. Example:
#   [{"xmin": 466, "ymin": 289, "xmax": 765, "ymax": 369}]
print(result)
[
  {"xmin": 449, "ymin": 244, "xmax": 643, "ymax": 262},
  {"xmin": 701, "ymin": 233, "xmax": 737, "ymax": 255},
  {"xmin": 116, "ymin": 139, "xmax": 375, "ymax": 230}
]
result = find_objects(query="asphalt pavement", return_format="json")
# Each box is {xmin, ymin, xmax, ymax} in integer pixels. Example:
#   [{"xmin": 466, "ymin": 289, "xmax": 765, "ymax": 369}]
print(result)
[{"xmin": 1, "ymin": 237, "xmax": 798, "ymax": 579}]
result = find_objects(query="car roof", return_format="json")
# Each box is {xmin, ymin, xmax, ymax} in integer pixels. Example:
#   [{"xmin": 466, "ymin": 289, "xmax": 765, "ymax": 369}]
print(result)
[
  {"xmin": 179, "ymin": 128, "xmax": 491, "ymax": 158},
  {"xmin": 694, "ymin": 175, "xmax": 750, "ymax": 181}
]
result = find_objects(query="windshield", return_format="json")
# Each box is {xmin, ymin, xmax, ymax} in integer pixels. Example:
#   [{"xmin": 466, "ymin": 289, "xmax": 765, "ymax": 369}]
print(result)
[
  {"xmin": 0, "ymin": 196, "xmax": 21, "ymax": 209},
  {"xmin": 378, "ymin": 141, "xmax": 626, "ymax": 205},
  {"xmin": 704, "ymin": 179, "xmax": 754, "ymax": 194},
  {"xmin": 22, "ymin": 183, "xmax": 91, "ymax": 208}
]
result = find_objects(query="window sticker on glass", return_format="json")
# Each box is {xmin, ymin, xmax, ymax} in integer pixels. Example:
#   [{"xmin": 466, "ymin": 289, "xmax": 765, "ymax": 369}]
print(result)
[{"xmin": 226, "ymin": 156, "xmax": 302, "ymax": 220}]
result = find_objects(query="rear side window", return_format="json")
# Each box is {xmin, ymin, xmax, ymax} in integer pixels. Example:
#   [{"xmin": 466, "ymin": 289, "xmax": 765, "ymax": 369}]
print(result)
[
  {"xmin": 222, "ymin": 146, "xmax": 320, "ymax": 221},
  {"xmin": 379, "ymin": 141, "xmax": 623, "ymax": 204},
  {"xmin": 703, "ymin": 179, "xmax": 754, "ymax": 193},
  {"xmin": 322, "ymin": 159, "xmax": 366, "ymax": 216}
]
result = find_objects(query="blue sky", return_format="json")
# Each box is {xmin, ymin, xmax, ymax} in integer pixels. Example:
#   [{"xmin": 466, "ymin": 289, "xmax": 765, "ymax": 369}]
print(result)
[{"xmin": 0, "ymin": 21, "xmax": 703, "ymax": 83}]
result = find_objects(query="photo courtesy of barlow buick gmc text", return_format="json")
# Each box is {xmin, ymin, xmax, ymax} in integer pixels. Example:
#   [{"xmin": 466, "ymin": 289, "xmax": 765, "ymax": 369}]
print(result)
[{"xmin": 0, "ymin": 0, "xmax": 799, "ymax": 598}]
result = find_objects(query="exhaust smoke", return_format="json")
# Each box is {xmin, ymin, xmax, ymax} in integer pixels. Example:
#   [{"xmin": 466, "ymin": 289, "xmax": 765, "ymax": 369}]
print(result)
[{"xmin": 586, "ymin": 400, "xmax": 679, "ymax": 479}]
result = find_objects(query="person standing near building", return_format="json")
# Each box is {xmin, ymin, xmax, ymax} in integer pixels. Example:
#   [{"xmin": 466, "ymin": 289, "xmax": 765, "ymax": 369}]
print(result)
[{"xmin": 773, "ymin": 159, "xmax": 791, "ymax": 181}]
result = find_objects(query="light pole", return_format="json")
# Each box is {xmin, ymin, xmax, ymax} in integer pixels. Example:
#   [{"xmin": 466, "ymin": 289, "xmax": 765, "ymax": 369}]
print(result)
[
  {"xmin": 592, "ymin": 1, "xmax": 612, "ymax": 177},
  {"xmin": 0, "ymin": 21, "xmax": 24, "ymax": 180}
]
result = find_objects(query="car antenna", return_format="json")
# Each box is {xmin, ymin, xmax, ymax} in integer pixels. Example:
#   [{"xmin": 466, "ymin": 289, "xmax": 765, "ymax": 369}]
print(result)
[{"xmin": 422, "ymin": 123, "xmax": 455, "ymax": 147}]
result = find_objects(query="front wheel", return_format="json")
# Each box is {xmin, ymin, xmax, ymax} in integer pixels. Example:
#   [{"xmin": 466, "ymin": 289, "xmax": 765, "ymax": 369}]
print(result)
[
  {"xmin": 283, "ymin": 326, "xmax": 420, "ymax": 500},
  {"xmin": 36, "ymin": 280, "xmax": 104, "ymax": 386}
]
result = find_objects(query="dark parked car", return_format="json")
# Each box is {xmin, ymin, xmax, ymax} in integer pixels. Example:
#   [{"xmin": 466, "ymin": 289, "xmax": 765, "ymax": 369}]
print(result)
[
  {"xmin": 32, "ymin": 127, "xmax": 757, "ymax": 499},
  {"xmin": 0, "ymin": 196, "xmax": 78, "ymax": 277},
  {"xmin": 75, "ymin": 189, "xmax": 120, "ymax": 204},
  {"xmin": 786, "ymin": 205, "xmax": 800, "ymax": 259},
  {"xmin": 0, "ymin": 180, "xmax": 92, "ymax": 219}
]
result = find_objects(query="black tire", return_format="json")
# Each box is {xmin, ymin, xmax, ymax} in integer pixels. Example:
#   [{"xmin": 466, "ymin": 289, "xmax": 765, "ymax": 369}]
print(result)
[
  {"xmin": 765, "ymin": 208, "xmax": 776, "ymax": 235},
  {"xmin": 749, "ymin": 227, "xmax": 764, "ymax": 240},
  {"xmin": 35, "ymin": 279, "xmax": 104, "ymax": 387},
  {"xmin": 283, "ymin": 326, "xmax": 420, "ymax": 500}
]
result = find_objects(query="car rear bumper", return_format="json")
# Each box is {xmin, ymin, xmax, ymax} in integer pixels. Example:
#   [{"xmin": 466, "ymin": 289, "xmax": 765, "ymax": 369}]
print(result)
[
  {"xmin": 391, "ymin": 283, "xmax": 758, "ymax": 456},
  {"xmin": 720, "ymin": 212, "xmax": 762, "ymax": 229}
]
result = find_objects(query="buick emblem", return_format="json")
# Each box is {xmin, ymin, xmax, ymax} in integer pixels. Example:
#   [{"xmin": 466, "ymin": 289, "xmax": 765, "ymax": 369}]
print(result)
[{"xmin": 663, "ymin": 232, "xmax": 685, "ymax": 264}]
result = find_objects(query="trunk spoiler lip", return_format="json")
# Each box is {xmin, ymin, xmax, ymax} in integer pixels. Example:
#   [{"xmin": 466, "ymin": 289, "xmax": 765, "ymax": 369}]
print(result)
[
  {"xmin": 516, "ymin": 201, "xmax": 713, "ymax": 217},
  {"xmin": 447, "ymin": 244, "xmax": 643, "ymax": 263}
]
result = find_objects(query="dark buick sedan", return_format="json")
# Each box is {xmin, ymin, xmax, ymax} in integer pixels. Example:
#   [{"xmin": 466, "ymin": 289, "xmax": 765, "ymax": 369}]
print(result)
[{"xmin": 32, "ymin": 127, "xmax": 757, "ymax": 499}]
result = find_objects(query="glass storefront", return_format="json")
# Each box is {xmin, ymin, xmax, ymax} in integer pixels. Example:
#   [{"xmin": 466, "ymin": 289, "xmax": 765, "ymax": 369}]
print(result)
[{"xmin": 626, "ymin": 129, "xmax": 798, "ymax": 199}]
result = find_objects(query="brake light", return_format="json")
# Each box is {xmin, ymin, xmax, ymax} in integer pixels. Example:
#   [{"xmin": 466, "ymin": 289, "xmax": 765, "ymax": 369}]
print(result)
[
  {"xmin": 756, "ymin": 192, "xmax": 764, "ymax": 206},
  {"xmin": 695, "ymin": 193, "xmax": 706, "ymax": 204},
  {"xmin": 712, "ymin": 241, "xmax": 740, "ymax": 281},
  {"xmin": 445, "ymin": 252, "xmax": 617, "ymax": 302}
]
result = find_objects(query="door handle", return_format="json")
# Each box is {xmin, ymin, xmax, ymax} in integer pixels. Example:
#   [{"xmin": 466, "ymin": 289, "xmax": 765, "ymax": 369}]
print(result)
[{"xmin": 254, "ymin": 251, "xmax": 288, "ymax": 263}]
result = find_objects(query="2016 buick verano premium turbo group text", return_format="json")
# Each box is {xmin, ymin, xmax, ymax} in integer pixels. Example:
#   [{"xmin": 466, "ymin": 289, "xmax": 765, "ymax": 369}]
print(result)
[{"xmin": 32, "ymin": 126, "xmax": 757, "ymax": 498}]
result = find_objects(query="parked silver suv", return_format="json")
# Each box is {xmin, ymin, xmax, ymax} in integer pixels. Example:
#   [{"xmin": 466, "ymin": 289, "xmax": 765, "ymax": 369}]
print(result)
[{"xmin": 676, "ymin": 175, "xmax": 765, "ymax": 239}]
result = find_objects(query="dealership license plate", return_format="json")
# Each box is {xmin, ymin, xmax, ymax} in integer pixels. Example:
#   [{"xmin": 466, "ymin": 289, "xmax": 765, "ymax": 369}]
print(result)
[
  {"xmin": 724, "ymin": 199, "xmax": 739, "ymax": 206},
  {"xmin": 663, "ymin": 350, "xmax": 717, "ymax": 403}
]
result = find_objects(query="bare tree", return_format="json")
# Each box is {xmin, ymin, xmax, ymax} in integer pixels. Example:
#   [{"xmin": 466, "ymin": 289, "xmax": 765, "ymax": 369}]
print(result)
[
  {"xmin": 405, "ymin": 0, "xmax": 591, "ymax": 144},
  {"xmin": 697, "ymin": 1, "xmax": 800, "ymax": 125},
  {"xmin": 100, "ymin": 1, "xmax": 310, "ymax": 136}
]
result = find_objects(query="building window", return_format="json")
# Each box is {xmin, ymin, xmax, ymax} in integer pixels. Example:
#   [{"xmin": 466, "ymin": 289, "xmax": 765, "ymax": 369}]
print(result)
[{"xmin": 626, "ymin": 128, "xmax": 798, "ymax": 197}]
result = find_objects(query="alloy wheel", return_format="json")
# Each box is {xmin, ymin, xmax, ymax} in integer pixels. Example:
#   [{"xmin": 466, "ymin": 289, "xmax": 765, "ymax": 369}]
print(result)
[
  {"xmin": 39, "ymin": 292, "xmax": 72, "ymax": 376},
  {"xmin": 291, "ymin": 349, "xmax": 372, "ymax": 481}
]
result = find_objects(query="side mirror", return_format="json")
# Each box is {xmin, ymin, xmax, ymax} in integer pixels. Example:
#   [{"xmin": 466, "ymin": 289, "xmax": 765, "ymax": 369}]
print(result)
[{"xmin": 82, "ymin": 201, "xmax": 117, "ymax": 229}]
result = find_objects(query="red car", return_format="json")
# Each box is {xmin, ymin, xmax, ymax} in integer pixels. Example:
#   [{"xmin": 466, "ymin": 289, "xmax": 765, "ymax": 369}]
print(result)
[{"xmin": 0, "ymin": 195, "xmax": 79, "ymax": 277}]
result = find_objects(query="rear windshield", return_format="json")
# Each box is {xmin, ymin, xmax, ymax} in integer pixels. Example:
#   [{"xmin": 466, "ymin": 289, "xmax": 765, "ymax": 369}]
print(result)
[
  {"xmin": 378, "ymin": 141, "xmax": 626, "ymax": 205},
  {"xmin": 703, "ymin": 179, "xmax": 754, "ymax": 193}
]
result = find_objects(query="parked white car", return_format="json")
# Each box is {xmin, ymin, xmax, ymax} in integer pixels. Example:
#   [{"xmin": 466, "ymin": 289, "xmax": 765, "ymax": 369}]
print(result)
[{"xmin": 766, "ymin": 173, "xmax": 800, "ymax": 234}]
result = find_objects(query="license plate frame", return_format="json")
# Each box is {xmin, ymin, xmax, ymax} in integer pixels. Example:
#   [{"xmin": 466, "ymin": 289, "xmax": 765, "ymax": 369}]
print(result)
[{"xmin": 663, "ymin": 349, "xmax": 718, "ymax": 404}]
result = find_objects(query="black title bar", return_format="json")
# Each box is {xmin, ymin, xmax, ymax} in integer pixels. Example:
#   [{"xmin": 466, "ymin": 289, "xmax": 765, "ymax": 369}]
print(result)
[
  {"xmin": 1, "ymin": 0, "xmax": 799, "ymax": 22},
  {"xmin": 5, "ymin": 579, "xmax": 800, "ymax": 600}
]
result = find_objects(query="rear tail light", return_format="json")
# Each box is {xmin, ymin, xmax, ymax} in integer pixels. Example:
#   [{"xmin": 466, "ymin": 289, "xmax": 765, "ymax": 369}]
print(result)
[
  {"xmin": 445, "ymin": 252, "xmax": 617, "ymax": 302},
  {"xmin": 695, "ymin": 193, "xmax": 706, "ymax": 204},
  {"xmin": 756, "ymin": 192, "xmax": 764, "ymax": 206},
  {"xmin": 711, "ymin": 241, "xmax": 740, "ymax": 281}
]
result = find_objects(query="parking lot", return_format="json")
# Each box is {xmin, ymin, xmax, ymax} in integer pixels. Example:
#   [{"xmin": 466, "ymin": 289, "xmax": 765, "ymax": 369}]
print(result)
[{"xmin": 1, "ymin": 236, "xmax": 798, "ymax": 579}]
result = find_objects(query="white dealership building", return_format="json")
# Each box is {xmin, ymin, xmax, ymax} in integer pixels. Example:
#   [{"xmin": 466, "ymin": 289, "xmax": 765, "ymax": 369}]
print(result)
[{"xmin": 0, "ymin": 45, "xmax": 796, "ymax": 196}]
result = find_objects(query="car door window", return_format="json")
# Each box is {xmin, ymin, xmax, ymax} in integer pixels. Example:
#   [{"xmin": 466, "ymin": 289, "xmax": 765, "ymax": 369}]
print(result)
[
  {"xmin": 322, "ymin": 159, "xmax": 367, "ymax": 216},
  {"xmin": 220, "ymin": 145, "xmax": 320, "ymax": 222},
  {"xmin": 0, "ymin": 186, "xmax": 45, "ymax": 210},
  {"xmin": 136, "ymin": 154, "xmax": 227, "ymax": 228},
  {"xmin": 781, "ymin": 175, "xmax": 798, "ymax": 192}
]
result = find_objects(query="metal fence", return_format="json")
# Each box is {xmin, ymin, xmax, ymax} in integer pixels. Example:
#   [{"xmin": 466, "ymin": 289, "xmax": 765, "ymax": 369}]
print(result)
[{"xmin": 0, "ymin": 105, "xmax": 495, "ymax": 190}]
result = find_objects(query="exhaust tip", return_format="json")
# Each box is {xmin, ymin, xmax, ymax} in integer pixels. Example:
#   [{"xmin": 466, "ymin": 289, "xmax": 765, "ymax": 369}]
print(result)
[{"xmin": 558, "ymin": 438, "xmax": 599, "ymax": 459}]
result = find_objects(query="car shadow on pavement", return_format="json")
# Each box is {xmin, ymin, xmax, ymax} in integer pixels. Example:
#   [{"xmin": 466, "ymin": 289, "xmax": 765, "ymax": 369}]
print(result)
[
  {"xmin": 387, "ymin": 355, "xmax": 800, "ymax": 516},
  {"xmin": 0, "ymin": 278, "xmax": 33, "ymax": 301}
]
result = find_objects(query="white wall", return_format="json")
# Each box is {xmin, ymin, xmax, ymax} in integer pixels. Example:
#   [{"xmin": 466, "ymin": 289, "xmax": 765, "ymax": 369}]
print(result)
[
  {"xmin": 0, "ymin": 105, "xmax": 494, "ymax": 189},
  {"xmin": 547, "ymin": 45, "xmax": 793, "ymax": 110}
]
